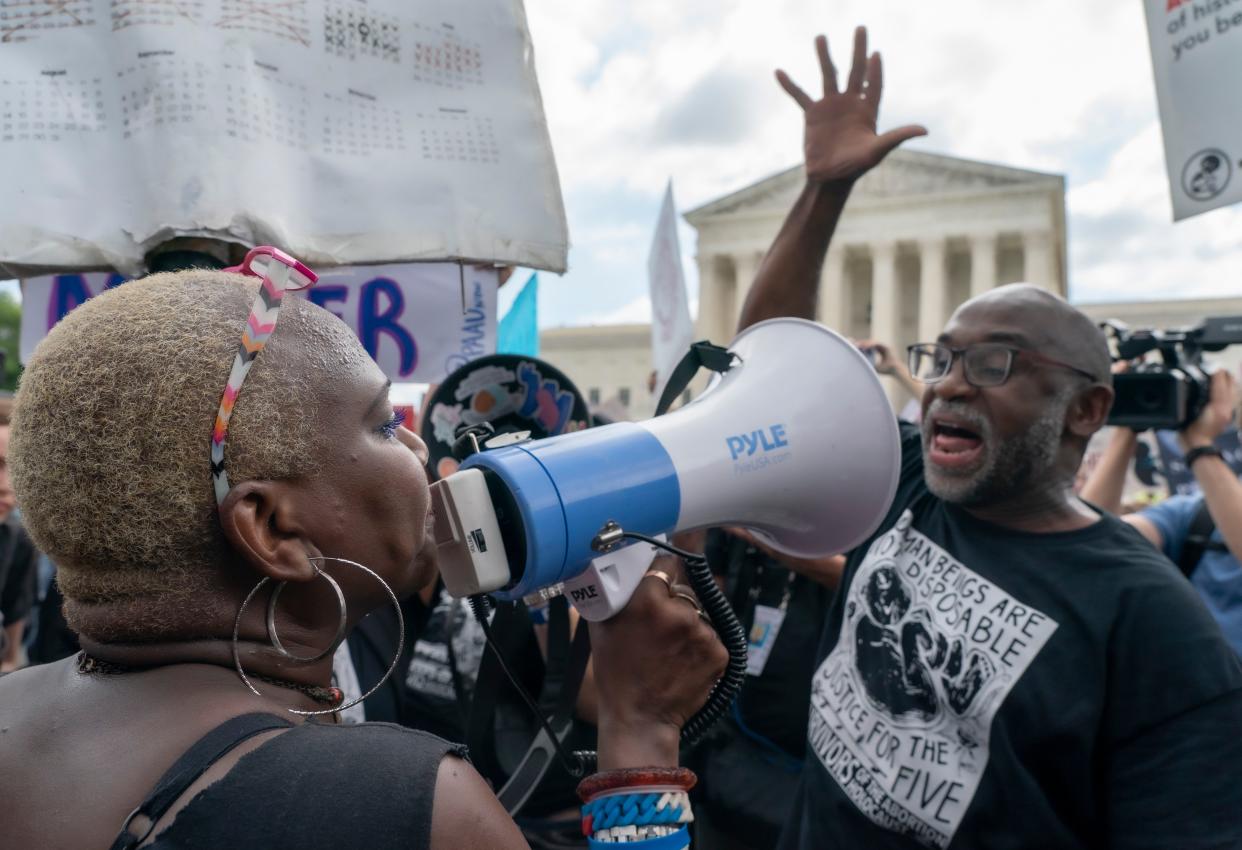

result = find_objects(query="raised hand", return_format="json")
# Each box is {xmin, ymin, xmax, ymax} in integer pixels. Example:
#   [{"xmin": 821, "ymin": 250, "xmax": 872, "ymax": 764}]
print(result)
[
  {"xmin": 854, "ymin": 338, "xmax": 899, "ymax": 375},
  {"xmin": 776, "ymin": 27, "xmax": 927, "ymax": 185}
]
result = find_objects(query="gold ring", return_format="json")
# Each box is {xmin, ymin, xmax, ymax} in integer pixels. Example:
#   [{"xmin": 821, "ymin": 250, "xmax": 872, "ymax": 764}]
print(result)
[
  {"xmin": 644, "ymin": 569, "xmax": 674, "ymax": 593},
  {"xmin": 673, "ymin": 591, "xmax": 710, "ymax": 623}
]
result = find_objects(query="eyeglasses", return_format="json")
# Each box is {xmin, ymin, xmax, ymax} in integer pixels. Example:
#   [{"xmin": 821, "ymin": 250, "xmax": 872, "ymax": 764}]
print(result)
[
  {"xmin": 211, "ymin": 246, "xmax": 317, "ymax": 506},
  {"xmin": 907, "ymin": 342, "xmax": 1097, "ymax": 388}
]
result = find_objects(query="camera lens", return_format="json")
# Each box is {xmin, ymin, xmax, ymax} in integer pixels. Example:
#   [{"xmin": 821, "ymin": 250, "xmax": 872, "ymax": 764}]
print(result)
[{"xmin": 1135, "ymin": 388, "xmax": 1164, "ymax": 412}]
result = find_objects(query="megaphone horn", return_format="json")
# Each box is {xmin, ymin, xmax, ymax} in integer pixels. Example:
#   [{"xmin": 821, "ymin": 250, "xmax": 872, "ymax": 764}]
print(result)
[{"xmin": 429, "ymin": 318, "xmax": 901, "ymax": 618}]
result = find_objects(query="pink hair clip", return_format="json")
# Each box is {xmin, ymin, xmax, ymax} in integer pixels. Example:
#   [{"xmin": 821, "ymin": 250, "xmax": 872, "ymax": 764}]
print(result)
[{"xmin": 211, "ymin": 247, "xmax": 319, "ymax": 505}]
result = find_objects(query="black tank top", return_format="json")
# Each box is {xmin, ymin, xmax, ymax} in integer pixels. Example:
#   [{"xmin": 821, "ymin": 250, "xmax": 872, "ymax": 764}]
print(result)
[{"xmin": 114, "ymin": 714, "xmax": 464, "ymax": 850}]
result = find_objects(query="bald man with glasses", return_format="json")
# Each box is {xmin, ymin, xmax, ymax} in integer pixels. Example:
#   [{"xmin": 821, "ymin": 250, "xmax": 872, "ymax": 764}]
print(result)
[{"xmin": 734, "ymin": 27, "xmax": 1242, "ymax": 850}]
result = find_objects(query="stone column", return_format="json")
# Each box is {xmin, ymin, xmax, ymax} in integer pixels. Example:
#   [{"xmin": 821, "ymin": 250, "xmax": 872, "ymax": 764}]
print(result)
[
  {"xmin": 870, "ymin": 241, "xmax": 903, "ymax": 409},
  {"xmin": 730, "ymin": 251, "xmax": 763, "ymax": 330},
  {"xmin": 694, "ymin": 253, "xmax": 731, "ymax": 345},
  {"xmin": 869, "ymin": 240, "xmax": 900, "ymax": 346},
  {"xmin": 917, "ymin": 237, "xmax": 948, "ymax": 344},
  {"xmin": 1022, "ymin": 230, "xmax": 1057, "ymax": 291},
  {"xmin": 969, "ymin": 233, "xmax": 997, "ymax": 298},
  {"xmin": 817, "ymin": 247, "xmax": 849, "ymax": 333}
]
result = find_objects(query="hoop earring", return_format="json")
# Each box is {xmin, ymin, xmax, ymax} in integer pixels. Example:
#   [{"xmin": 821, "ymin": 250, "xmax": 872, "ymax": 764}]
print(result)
[
  {"xmin": 266, "ymin": 565, "xmax": 347, "ymax": 662},
  {"xmin": 232, "ymin": 556, "xmax": 406, "ymax": 718}
]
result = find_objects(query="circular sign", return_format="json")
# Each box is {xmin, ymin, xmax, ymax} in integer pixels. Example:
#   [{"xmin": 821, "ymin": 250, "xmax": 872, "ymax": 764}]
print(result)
[
  {"xmin": 1182, "ymin": 148, "xmax": 1232, "ymax": 201},
  {"xmin": 420, "ymin": 354, "xmax": 592, "ymax": 481}
]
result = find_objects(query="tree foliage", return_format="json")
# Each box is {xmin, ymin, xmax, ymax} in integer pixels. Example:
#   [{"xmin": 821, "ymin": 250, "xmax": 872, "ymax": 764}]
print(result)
[{"xmin": 0, "ymin": 291, "xmax": 21, "ymax": 392}]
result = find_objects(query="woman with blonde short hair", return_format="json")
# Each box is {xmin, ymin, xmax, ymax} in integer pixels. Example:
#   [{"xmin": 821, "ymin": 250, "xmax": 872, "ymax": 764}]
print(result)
[{"xmin": 0, "ymin": 252, "xmax": 724, "ymax": 849}]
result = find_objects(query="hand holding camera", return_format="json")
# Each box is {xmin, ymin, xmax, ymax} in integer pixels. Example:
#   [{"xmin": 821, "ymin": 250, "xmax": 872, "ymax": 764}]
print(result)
[{"xmin": 1182, "ymin": 370, "xmax": 1239, "ymax": 451}]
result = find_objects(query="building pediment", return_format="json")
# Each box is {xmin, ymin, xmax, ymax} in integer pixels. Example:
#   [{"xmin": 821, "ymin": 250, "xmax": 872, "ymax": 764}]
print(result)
[{"xmin": 685, "ymin": 149, "xmax": 1063, "ymax": 224}]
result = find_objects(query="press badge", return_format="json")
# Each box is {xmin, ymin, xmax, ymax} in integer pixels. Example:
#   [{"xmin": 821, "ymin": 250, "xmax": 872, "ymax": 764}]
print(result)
[{"xmin": 746, "ymin": 605, "xmax": 787, "ymax": 675}]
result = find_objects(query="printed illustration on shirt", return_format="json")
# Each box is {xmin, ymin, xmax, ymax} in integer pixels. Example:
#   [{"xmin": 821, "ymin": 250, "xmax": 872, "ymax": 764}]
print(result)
[{"xmin": 808, "ymin": 510, "xmax": 1059, "ymax": 848}]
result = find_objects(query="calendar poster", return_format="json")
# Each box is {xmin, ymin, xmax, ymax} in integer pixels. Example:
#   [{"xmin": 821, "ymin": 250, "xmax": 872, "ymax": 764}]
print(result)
[
  {"xmin": 21, "ymin": 262, "xmax": 498, "ymax": 384},
  {"xmin": 0, "ymin": 0, "xmax": 566, "ymax": 274}
]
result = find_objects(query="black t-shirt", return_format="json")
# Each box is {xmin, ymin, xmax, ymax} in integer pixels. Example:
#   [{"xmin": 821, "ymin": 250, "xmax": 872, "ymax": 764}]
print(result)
[
  {"xmin": 778, "ymin": 423, "xmax": 1242, "ymax": 850},
  {"xmin": 691, "ymin": 532, "xmax": 833, "ymax": 846},
  {"xmin": 706, "ymin": 529, "xmax": 832, "ymax": 758}
]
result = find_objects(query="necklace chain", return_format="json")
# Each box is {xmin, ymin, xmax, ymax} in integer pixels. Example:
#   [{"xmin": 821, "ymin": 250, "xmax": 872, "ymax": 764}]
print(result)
[{"xmin": 76, "ymin": 651, "xmax": 343, "ymax": 706}]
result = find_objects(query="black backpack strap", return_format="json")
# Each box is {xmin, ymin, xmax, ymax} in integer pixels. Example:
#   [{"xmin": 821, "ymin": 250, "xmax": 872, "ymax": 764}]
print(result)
[
  {"xmin": 110, "ymin": 713, "xmax": 293, "ymax": 850},
  {"xmin": 1178, "ymin": 499, "xmax": 1227, "ymax": 578},
  {"xmin": 655, "ymin": 341, "xmax": 738, "ymax": 416},
  {"xmin": 465, "ymin": 597, "xmax": 593, "ymax": 815},
  {"xmin": 495, "ymin": 603, "xmax": 592, "ymax": 813},
  {"xmin": 464, "ymin": 600, "xmax": 530, "ymax": 784}
]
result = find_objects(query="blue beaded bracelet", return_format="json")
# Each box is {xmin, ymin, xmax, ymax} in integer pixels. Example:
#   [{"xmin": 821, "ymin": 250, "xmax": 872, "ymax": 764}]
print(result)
[
  {"xmin": 583, "ymin": 790, "xmax": 692, "ymax": 831},
  {"xmin": 587, "ymin": 824, "xmax": 690, "ymax": 848}
]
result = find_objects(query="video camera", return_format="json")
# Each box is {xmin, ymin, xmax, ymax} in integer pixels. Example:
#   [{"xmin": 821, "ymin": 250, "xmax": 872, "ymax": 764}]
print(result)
[{"xmin": 1102, "ymin": 316, "xmax": 1242, "ymax": 430}]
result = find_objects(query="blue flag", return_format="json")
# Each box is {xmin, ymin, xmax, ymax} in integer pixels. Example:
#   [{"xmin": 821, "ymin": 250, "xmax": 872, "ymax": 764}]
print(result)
[{"xmin": 498, "ymin": 272, "xmax": 539, "ymax": 357}]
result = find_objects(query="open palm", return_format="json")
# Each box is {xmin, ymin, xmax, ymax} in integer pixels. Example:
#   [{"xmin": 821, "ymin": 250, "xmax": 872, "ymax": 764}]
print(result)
[{"xmin": 777, "ymin": 28, "xmax": 927, "ymax": 184}]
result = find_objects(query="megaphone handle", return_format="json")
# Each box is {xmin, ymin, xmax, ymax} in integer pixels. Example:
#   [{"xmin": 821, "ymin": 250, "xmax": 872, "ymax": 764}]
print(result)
[
  {"xmin": 679, "ymin": 550, "xmax": 749, "ymax": 745},
  {"xmin": 607, "ymin": 531, "xmax": 749, "ymax": 748},
  {"xmin": 465, "ymin": 534, "xmax": 749, "ymax": 781}
]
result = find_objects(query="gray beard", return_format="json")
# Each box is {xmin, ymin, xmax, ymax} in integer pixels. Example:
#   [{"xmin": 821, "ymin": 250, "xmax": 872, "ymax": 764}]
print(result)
[{"xmin": 922, "ymin": 387, "xmax": 1074, "ymax": 507}]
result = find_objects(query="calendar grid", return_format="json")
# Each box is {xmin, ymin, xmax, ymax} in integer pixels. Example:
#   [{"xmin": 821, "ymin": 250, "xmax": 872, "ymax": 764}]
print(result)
[
  {"xmin": 223, "ymin": 61, "xmax": 310, "ymax": 149},
  {"xmin": 1, "ymin": 74, "xmax": 107, "ymax": 143},
  {"xmin": 117, "ymin": 57, "xmax": 209, "ymax": 138},
  {"xmin": 111, "ymin": 0, "xmax": 206, "ymax": 31},
  {"xmin": 323, "ymin": 2, "xmax": 399, "ymax": 63},
  {"xmin": 322, "ymin": 90, "xmax": 405, "ymax": 157},
  {"xmin": 0, "ymin": 0, "xmax": 96, "ymax": 44},
  {"xmin": 217, "ymin": 0, "xmax": 310, "ymax": 47},
  {"xmin": 416, "ymin": 108, "xmax": 498, "ymax": 165},
  {"xmin": 411, "ymin": 22, "xmax": 483, "ymax": 90}
]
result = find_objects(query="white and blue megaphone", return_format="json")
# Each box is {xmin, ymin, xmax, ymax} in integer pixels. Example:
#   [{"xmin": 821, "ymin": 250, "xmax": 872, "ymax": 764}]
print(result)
[{"xmin": 428, "ymin": 318, "xmax": 901, "ymax": 620}]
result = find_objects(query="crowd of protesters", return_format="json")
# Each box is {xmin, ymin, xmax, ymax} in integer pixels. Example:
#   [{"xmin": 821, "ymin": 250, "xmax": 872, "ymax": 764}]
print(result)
[{"xmin": 2, "ymin": 23, "xmax": 1242, "ymax": 850}]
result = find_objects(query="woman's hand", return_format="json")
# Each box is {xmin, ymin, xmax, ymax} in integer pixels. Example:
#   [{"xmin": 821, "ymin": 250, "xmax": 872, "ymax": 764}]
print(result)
[{"xmin": 588, "ymin": 547, "xmax": 727, "ymax": 770}]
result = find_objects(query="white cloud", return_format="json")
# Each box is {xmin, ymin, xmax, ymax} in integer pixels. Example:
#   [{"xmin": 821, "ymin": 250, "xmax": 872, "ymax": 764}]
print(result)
[
  {"xmin": 575, "ymin": 294, "xmax": 652, "ymax": 326},
  {"xmin": 570, "ymin": 294, "xmax": 700, "ymax": 328},
  {"xmin": 523, "ymin": 0, "xmax": 1242, "ymax": 326}
]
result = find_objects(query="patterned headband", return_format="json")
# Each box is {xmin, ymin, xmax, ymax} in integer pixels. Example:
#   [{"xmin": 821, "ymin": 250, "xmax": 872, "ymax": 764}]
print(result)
[{"xmin": 212, "ymin": 246, "xmax": 318, "ymax": 506}]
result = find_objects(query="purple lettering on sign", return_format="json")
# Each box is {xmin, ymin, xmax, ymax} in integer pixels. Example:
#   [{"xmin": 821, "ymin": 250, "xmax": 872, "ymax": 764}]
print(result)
[
  {"xmin": 358, "ymin": 277, "xmax": 418, "ymax": 378},
  {"xmin": 308, "ymin": 286, "xmax": 349, "ymax": 322}
]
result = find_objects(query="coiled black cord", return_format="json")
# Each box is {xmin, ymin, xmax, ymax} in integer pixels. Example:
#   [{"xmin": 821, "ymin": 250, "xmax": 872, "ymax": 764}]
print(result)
[
  {"xmin": 468, "ymin": 529, "xmax": 748, "ymax": 781},
  {"xmin": 615, "ymin": 531, "xmax": 749, "ymax": 746}
]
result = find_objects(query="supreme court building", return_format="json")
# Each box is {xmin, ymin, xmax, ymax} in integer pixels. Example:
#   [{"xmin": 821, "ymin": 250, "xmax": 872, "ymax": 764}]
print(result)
[{"xmin": 685, "ymin": 149, "xmax": 1068, "ymax": 374}]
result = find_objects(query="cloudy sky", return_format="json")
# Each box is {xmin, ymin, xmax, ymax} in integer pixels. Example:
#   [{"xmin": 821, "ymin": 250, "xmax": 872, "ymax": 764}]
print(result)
[{"xmin": 507, "ymin": 0, "xmax": 1242, "ymax": 329}]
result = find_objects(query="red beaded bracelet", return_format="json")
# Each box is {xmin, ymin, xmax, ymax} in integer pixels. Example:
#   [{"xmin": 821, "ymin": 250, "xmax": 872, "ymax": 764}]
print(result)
[{"xmin": 577, "ymin": 767, "xmax": 697, "ymax": 803}]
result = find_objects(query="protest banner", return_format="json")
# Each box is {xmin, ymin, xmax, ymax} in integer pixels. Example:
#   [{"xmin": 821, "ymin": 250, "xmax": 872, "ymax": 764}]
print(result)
[
  {"xmin": 20, "ymin": 263, "xmax": 497, "ymax": 385},
  {"xmin": 647, "ymin": 182, "xmax": 693, "ymax": 394},
  {"xmin": 1144, "ymin": 0, "xmax": 1242, "ymax": 220},
  {"xmin": 0, "ymin": 0, "xmax": 566, "ymax": 274}
]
